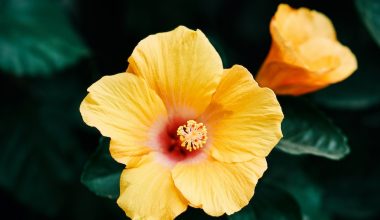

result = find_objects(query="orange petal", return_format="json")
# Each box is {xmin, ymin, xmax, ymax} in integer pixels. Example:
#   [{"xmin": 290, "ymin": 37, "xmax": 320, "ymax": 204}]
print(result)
[
  {"xmin": 273, "ymin": 4, "xmax": 336, "ymax": 48},
  {"xmin": 80, "ymin": 73, "xmax": 167, "ymax": 164},
  {"xmin": 201, "ymin": 65, "xmax": 283, "ymax": 162},
  {"xmin": 256, "ymin": 60, "xmax": 328, "ymax": 95},
  {"xmin": 172, "ymin": 157, "xmax": 267, "ymax": 216},
  {"xmin": 298, "ymin": 38, "xmax": 357, "ymax": 83},
  {"xmin": 128, "ymin": 26, "xmax": 223, "ymax": 117}
]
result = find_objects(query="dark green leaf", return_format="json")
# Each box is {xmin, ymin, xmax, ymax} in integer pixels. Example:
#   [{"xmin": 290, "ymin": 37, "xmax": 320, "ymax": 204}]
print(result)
[
  {"xmin": 0, "ymin": 70, "xmax": 87, "ymax": 216},
  {"xmin": 313, "ymin": 50, "xmax": 380, "ymax": 110},
  {"xmin": 356, "ymin": 0, "xmax": 380, "ymax": 47},
  {"xmin": 228, "ymin": 184, "xmax": 302, "ymax": 220},
  {"xmin": 178, "ymin": 207, "xmax": 221, "ymax": 220},
  {"xmin": 62, "ymin": 184, "xmax": 126, "ymax": 220},
  {"xmin": 323, "ymin": 173, "xmax": 380, "ymax": 219},
  {"xmin": 264, "ymin": 153, "xmax": 329, "ymax": 220},
  {"xmin": 0, "ymin": 0, "xmax": 90, "ymax": 76},
  {"xmin": 228, "ymin": 206, "xmax": 258, "ymax": 220},
  {"xmin": 81, "ymin": 137, "xmax": 124, "ymax": 200},
  {"xmin": 277, "ymin": 98, "xmax": 349, "ymax": 160}
]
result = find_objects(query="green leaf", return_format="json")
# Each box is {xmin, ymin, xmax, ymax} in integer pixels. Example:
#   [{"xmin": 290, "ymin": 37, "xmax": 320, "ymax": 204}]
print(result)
[
  {"xmin": 312, "ymin": 50, "xmax": 380, "ymax": 110},
  {"xmin": 277, "ymin": 98, "xmax": 349, "ymax": 160},
  {"xmin": 228, "ymin": 184, "xmax": 302, "ymax": 220},
  {"xmin": 264, "ymin": 153, "xmax": 330, "ymax": 220},
  {"xmin": 0, "ymin": 0, "xmax": 90, "ymax": 76},
  {"xmin": 228, "ymin": 205, "xmax": 258, "ymax": 220},
  {"xmin": 0, "ymin": 69, "xmax": 87, "ymax": 216},
  {"xmin": 323, "ymin": 173, "xmax": 380, "ymax": 219},
  {"xmin": 229, "ymin": 213, "xmax": 256, "ymax": 220},
  {"xmin": 81, "ymin": 137, "xmax": 124, "ymax": 200},
  {"xmin": 356, "ymin": 0, "xmax": 380, "ymax": 47},
  {"xmin": 178, "ymin": 208, "xmax": 220, "ymax": 220}
]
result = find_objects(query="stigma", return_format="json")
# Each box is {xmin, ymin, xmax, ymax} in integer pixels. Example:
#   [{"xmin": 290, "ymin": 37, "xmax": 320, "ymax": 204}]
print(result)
[{"xmin": 177, "ymin": 120, "xmax": 208, "ymax": 152}]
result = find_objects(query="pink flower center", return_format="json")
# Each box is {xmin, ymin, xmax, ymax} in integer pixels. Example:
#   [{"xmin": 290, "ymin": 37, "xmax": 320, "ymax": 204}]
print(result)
[{"xmin": 158, "ymin": 117, "xmax": 207, "ymax": 162}]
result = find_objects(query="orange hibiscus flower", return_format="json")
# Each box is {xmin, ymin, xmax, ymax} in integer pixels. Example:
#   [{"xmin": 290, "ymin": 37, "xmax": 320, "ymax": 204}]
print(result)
[{"xmin": 256, "ymin": 4, "xmax": 357, "ymax": 96}]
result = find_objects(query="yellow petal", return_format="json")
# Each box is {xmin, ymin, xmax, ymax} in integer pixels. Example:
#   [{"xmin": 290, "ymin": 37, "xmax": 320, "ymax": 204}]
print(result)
[
  {"xmin": 80, "ymin": 73, "xmax": 167, "ymax": 164},
  {"xmin": 172, "ymin": 157, "xmax": 267, "ymax": 216},
  {"xmin": 109, "ymin": 139, "xmax": 150, "ymax": 165},
  {"xmin": 201, "ymin": 65, "xmax": 283, "ymax": 162},
  {"xmin": 128, "ymin": 26, "xmax": 223, "ymax": 116},
  {"xmin": 118, "ymin": 154, "xmax": 188, "ymax": 220},
  {"xmin": 256, "ymin": 4, "xmax": 357, "ymax": 96}
]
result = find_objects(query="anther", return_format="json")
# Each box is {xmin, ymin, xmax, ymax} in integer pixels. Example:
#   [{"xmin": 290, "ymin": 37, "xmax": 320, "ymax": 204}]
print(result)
[{"xmin": 176, "ymin": 120, "xmax": 208, "ymax": 152}]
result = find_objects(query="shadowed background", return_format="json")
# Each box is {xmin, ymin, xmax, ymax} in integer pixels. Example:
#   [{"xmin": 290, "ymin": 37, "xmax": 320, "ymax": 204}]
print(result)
[{"xmin": 0, "ymin": 0, "xmax": 379, "ymax": 219}]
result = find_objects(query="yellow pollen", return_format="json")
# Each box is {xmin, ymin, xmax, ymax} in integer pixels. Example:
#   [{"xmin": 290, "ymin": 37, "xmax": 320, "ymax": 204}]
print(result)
[{"xmin": 177, "ymin": 120, "xmax": 208, "ymax": 152}]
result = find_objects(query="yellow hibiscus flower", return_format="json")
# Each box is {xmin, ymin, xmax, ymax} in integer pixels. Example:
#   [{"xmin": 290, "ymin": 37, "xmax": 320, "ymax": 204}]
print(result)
[
  {"xmin": 80, "ymin": 26, "xmax": 283, "ymax": 219},
  {"xmin": 256, "ymin": 4, "xmax": 357, "ymax": 96}
]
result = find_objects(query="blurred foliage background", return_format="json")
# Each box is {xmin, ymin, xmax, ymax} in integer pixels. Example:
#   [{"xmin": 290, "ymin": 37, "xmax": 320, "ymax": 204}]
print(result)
[{"xmin": 0, "ymin": 0, "xmax": 379, "ymax": 219}]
